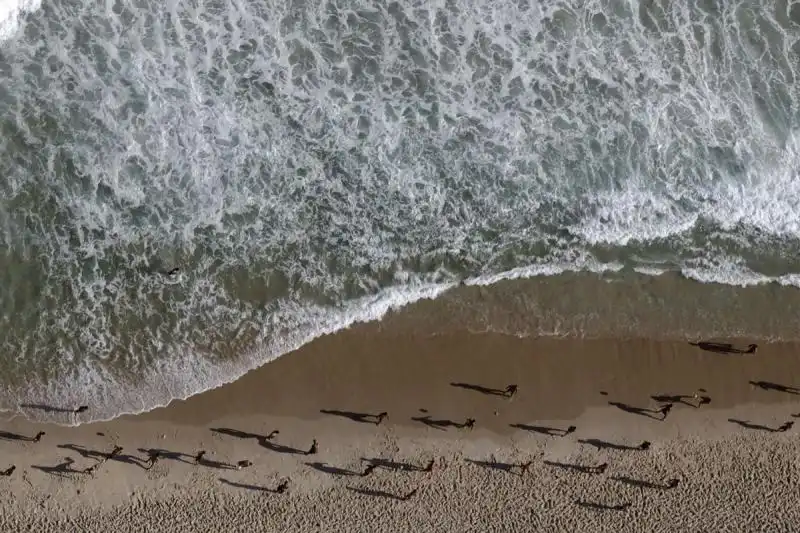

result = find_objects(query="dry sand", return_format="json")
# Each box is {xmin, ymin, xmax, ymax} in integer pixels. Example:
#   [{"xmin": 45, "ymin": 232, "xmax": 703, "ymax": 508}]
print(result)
[{"xmin": 1, "ymin": 327, "xmax": 800, "ymax": 532}]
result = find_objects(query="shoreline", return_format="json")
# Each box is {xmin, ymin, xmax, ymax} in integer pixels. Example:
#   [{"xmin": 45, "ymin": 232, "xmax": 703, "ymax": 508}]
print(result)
[
  {"xmin": 2, "ymin": 332, "xmax": 800, "ymax": 530},
  {"xmin": 8, "ymin": 269, "xmax": 800, "ymax": 426}
]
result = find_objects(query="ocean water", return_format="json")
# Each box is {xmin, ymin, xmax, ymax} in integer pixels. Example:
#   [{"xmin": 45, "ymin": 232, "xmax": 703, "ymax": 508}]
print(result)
[{"xmin": 2, "ymin": 0, "xmax": 800, "ymax": 422}]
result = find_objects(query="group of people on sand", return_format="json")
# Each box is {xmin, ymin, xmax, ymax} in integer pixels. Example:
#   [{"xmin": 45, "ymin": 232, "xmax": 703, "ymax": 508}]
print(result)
[{"xmin": 7, "ymin": 341, "xmax": 796, "ymax": 508}]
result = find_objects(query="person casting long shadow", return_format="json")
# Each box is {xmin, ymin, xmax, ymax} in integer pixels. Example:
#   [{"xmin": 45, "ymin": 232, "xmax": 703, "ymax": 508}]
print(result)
[
  {"xmin": 579, "ymin": 438, "xmax": 650, "ymax": 451},
  {"xmin": 544, "ymin": 460, "xmax": 607, "ymax": 475},
  {"xmin": 575, "ymin": 499, "xmax": 631, "ymax": 511},
  {"xmin": 32, "ymin": 458, "xmax": 88, "ymax": 477},
  {"xmin": 193, "ymin": 450, "xmax": 238, "ymax": 470},
  {"xmin": 58, "ymin": 444, "xmax": 147, "ymax": 469},
  {"xmin": 0, "ymin": 430, "xmax": 45, "ymax": 442},
  {"xmin": 612, "ymin": 475, "xmax": 680, "ymax": 490},
  {"xmin": 728, "ymin": 419, "xmax": 793, "ymax": 432},
  {"xmin": 220, "ymin": 478, "xmax": 289, "ymax": 494},
  {"xmin": 319, "ymin": 410, "xmax": 388, "ymax": 425},
  {"xmin": 609, "ymin": 401, "xmax": 672, "ymax": 420},
  {"xmin": 347, "ymin": 487, "xmax": 417, "ymax": 501},
  {"xmin": 509, "ymin": 423, "xmax": 576, "ymax": 437},
  {"xmin": 749, "ymin": 381, "xmax": 800, "ymax": 395},
  {"xmin": 361, "ymin": 457, "xmax": 435, "ymax": 473}
]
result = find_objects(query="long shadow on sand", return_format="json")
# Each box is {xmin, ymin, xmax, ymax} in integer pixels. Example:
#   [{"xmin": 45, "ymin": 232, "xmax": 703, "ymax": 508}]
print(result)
[
  {"xmin": 137, "ymin": 448, "xmax": 194, "ymax": 465},
  {"xmin": 219, "ymin": 478, "xmax": 288, "ymax": 494},
  {"xmin": 347, "ymin": 487, "xmax": 417, "ymax": 501},
  {"xmin": 651, "ymin": 394, "xmax": 711, "ymax": 407},
  {"xmin": 31, "ymin": 458, "xmax": 89, "ymax": 478},
  {"xmin": 509, "ymin": 423, "xmax": 576, "ymax": 436},
  {"xmin": 361, "ymin": 457, "xmax": 434, "ymax": 473},
  {"xmin": 0, "ymin": 430, "xmax": 44, "ymax": 442},
  {"xmin": 306, "ymin": 461, "xmax": 373, "ymax": 477},
  {"xmin": 57, "ymin": 444, "xmax": 147, "ymax": 469},
  {"xmin": 319, "ymin": 409, "xmax": 387, "ymax": 425},
  {"xmin": 411, "ymin": 415, "xmax": 473, "ymax": 431},
  {"xmin": 465, "ymin": 458, "xmax": 530, "ymax": 475},
  {"xmin": 608, "ymin": 402, "xmax": 666, "ymax": 420},
  {"xmin": 575, "ymin": 499, "xmax": 631, "ymax": 511},
  {"xmin": 449, "ymin": 382, "xmax": 512, "ymax": 397},
  {"xmin": 612, "ymin": 475, "xmax": 679, "ymax": 490},
  {"xmin": 728, "ymin": 419, "xmax": 793, "ymax": 432},
  {"xmin": 544, "ymin": 460, "xmax": 607, "ymax": 475},
  {"xmin": 749, "ymin": 381, "xmax": 800, "ymax": 394},
  {"xmin": 579, "ymin": 438, "xmax": 649, "ymax": 451},
  {"xmin": 211, "ymin": 428, "xmax": 308, "ymax": 455}
]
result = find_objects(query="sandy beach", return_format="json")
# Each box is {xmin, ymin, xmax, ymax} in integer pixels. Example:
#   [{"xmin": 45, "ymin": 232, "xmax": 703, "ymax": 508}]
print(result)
[{"xmin": 1, "ymin": 326, "xmax": 800, "ymax": 532}]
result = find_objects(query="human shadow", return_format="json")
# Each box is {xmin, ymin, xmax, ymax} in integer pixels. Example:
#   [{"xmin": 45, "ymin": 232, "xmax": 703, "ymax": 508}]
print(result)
[
  {"xmin": 728, "ymin": 419, "xmax": 793, "ymax": 432},
  {"xmin": 306, "ymin": 462, "xmax": 375, "ymax": 477},
  {"xmin": 411, "ymin": 415, "xmax": 474, "ymax": 431},
  {"xmin": 19, "ymin": 403, "xmax": 76, "ymax": 414},
  {"xmin": 579, "ymin": 438, "xmax": 650, "ymax": 451},
  {"xmin": 509, "ymin": 423, "xmax": 576, "ymax": 437},
  {"xmin": 57, "ymin": 444, "xmax": 147, "ymax": 469},
  {"xmin": 137, "ymin": 448, "xmax": 194, "ymax": 465},
  {"xmin": 450, "ymin": 382, "xmax": 516, "ymax": 398},
  {"xmin": 0, "ymin": 430, "xmax": 45, "ymax": 442},
  {"xmin": 608, "ymin": 401, "xmax": 670, "ymax": 420},
  {"xmin": 575, "ymin": 499, "xmax": 631, "ymax": 511},
  {"xmin": 749, "ymin": 381, "xmax": 800, "ymax": 395},
  {"xmin": 612, "ymin": 475, "xmax": 680, "ymax": 490},
  {"xmin": 361, "ymin": 457, "xmax": 434, "ymax": 473},
  {"xmin": 544, "ymin": 460, "xmax": 607, "ymax": 475},
  {"xmin": 211, "ymin": 427, "xmax": 264, "ymax": 440},
  {"xmin": 261, "ymin": 438, "xmax": 312, "ymax": 455},
  {"xmin": 319, "ymin": 409, "xmax": 387, "ymax": 425},
  {"xmin": 651, "ymin": 394, "xmax": 711, "ymax": 408},
  {"xmin": 690, "ymin": 342, "xmax": 757, "ymax": 355},
  {"xmin": 193, "ymin": 451, "xmax": 238, "ymax": 470},
  {"xmin": 31, "ymin": 458, "xmax": 88, "ymax": 478},
  {"xmin": 219, "ymin": 478, "xmax": 289, "ymax": 494},
  {"xmin": 347, "ymin": 487, "xmax": 417, "ymax": 501},
  {"xmin": 465, "ymin": 458, "xmax": 531, "ymax": 476},
  {"xmin": 211, "ymin": 427, "xmax": 307, "ymax": 454}
]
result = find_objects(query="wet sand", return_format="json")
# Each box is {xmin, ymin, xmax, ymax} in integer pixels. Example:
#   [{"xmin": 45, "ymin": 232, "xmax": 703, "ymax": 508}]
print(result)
[{"xmin": 1, "ymin": 327, "xmax": 800, "ymax": 531}]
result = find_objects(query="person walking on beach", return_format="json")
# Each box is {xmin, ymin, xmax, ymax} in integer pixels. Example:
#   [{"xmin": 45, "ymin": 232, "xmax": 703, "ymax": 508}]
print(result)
[
  {"xmin": 32, "ymin": 431, "xmax": 45, "ymax": 443},
  {"xmin": 374, "ymin": 412, "xmax": 388, "ymax": 425},
  {"xmin": 305, "ymin": 439, "xmax": 318, "ymax": 456},
  {"xmin": 659, "ymin": 403, "xmax": 673, "ymax": 420},
  {"xmin": 237, "ymin": 460, "xmax": 253, "ymax": 469},
  {"xmin": 462, "ymin": 418, "xmax": 476, "ymax": 430},
  {"xmin": 504, "ymin": 385, "xmax": 518, "ymax": 399},
  {"xmin": 74, "ymin": 405, "xmax": 89, "ymax": 414},
  {"xmin": 777, "ymin": 421, "xmax": 794, "ymax": 432},
  {"xmin": 666, "ymin": 478, "xmax": 680, "ymax": 489},
  {"xmin": 145, "ymin": 450, "xmax": 161, "ymax": 470},
  {"xmin": 0, "ymin": 465, "xmax": 15, "ymax": 476},
  {"xmin": 638, "ymin": 441, "xmax": 651, "ymax": 450},
  {"xmin": 518, "ymin": 460, "xmax": 534, "ymax": 475},
  {"xmin": 274, "ymin": 479, "xmax": 289, "ymax": 494},
  {"xmin": 194, "ymin": 450, "xmax": 206, "ymax": 464},
  {"xmin": 108, "ymin": 445, "xmax": 123, "ymax": 460}
]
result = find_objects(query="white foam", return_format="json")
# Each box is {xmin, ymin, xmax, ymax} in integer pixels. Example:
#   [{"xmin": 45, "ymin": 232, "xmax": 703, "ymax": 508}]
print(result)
[{"xmin": 0, "ymin": 0, "xmax": 40, "ymax": 42}]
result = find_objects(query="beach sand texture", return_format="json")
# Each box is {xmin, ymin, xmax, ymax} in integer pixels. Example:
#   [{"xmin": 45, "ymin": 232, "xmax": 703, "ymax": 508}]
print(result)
[{"xmin": 1, "ymin": 330, "xmax": 800, "ymax": 532}]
